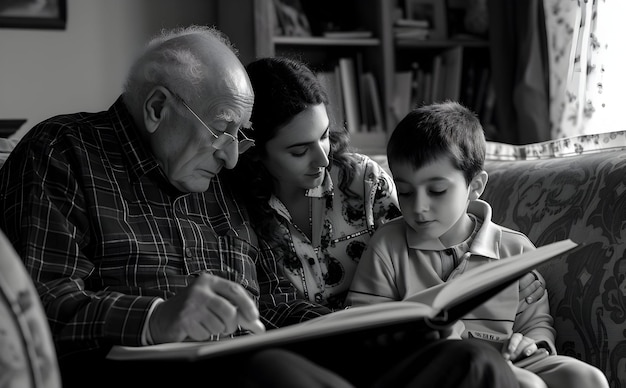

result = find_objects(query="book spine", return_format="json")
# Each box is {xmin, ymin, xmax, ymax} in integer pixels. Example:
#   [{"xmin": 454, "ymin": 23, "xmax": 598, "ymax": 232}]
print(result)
[{"xmin": 338, "ymin": 58, "xmax": 362, "ymax": 133}]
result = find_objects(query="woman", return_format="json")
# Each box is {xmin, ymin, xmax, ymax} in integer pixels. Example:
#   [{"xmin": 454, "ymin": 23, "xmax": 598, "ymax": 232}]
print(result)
[{"xmin": 227, "ymin": 56, "xmax": 401, "ymax": 311}]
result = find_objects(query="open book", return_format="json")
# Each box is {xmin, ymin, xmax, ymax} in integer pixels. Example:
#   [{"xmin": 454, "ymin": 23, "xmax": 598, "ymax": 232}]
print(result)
[{"xmin": 107, "ymin": 239, "xmax": 577, "ymax": 362}]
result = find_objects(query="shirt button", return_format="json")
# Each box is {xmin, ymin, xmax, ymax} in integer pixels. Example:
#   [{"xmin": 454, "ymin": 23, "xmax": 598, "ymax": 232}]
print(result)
[{"xmin": 185, "ymin": 248, "xmax": 193, "ymax": 258}]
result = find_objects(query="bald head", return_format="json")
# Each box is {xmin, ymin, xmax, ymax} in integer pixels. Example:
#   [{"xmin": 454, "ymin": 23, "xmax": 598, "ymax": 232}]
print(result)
[{"xmin": 123, "ymin": 25, "xmax": 253, "ymax": 119}]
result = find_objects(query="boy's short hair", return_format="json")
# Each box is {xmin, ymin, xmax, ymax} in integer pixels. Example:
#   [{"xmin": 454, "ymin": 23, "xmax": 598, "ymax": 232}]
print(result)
[{"xmin": 387, "ymin": 101, "xmax": 486, "ymax": 185}]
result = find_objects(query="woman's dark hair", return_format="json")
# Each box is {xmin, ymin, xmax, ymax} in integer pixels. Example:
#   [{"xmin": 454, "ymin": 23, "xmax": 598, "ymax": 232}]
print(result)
[{"xmin": 224, "ymin": 56, "xmax": 355, "ymax": 250}]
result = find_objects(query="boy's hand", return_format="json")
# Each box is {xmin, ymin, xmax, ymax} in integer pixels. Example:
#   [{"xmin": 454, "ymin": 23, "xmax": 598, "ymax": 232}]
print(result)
[{"xmin": 502, "ymin": 333, "xmax": 538, "ymax": 362}]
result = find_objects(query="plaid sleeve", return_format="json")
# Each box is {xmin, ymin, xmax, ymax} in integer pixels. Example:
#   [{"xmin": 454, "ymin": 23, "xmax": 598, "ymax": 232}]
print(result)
[
  {"xmin": 0, "ymin": 124, "xmax": 157, "ymax": 347},
  {"xmin": 255, "ymin": 240, "xmax": 331, "ymax": 329}
]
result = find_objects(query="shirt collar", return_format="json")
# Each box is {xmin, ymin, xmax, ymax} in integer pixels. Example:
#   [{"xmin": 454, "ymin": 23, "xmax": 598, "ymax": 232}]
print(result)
[
  {"xmin": 405, "ymin": 199, "xmax": 502, "ymax": 259},
  {"xmin": 305, "ymin": 169, "xmax": 334, "ymax": 198},
  {"xmin": 268, "ymin": 169, "xmax": 334, "ymax": 220},
  {"xmin": 109, "ymin": 96, "xmax": 161, "ymax": 181}
]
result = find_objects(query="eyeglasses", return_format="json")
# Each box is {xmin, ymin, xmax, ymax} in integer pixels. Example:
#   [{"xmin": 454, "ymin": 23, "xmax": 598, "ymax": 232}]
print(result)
[{"xmin": 173, "ymin": 92, "xmax": 255, "ymax": 154}]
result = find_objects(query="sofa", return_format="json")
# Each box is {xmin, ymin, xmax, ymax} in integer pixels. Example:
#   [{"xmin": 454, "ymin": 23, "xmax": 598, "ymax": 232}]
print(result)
[
  {"xmin": 1, "ymin": 129, "xmax": 625, "ymax": 387},
  {"xmin": 371, "ymin": 130, "xmax": 626, "ymax": 387}
]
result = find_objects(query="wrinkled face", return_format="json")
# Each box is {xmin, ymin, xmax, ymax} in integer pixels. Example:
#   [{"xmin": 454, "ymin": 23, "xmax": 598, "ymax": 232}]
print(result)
[
  {"xmin": 150, "ymin": 67, "xmax": 254, "ymax": 193},
  {"xmin": 261, "ymin": 104, "xmax": 330, "ymax": 197},
  {"xmin": 392, "ymin": 156, "xmax": 474, "ymax": 246}
]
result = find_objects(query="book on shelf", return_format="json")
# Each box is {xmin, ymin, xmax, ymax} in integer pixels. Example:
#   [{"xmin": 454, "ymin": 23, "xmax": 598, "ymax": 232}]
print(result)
[
  {"xmin": 423, "ymin": 72, "xmax": 433, "ymax": 105},
  {"xmin": 323, "ymin": 30, "xmax": 373, "ymax": 39},
  {"xmin": 107, "ymin": 239, "xmax": 578, "ymax": 362},
  {"xmin": 361, "ymin": 72, "xmax": 384, "ymax": 133},
  {"xmin": 473, "ymin": 68, "xmax": 491, "ymax": 119},
  {"xmin": 316, "ymin": 67, "xmax": 345, "ymax": 131},
  {"xmin": 441, "ymin": 46, "xmax": 464, "ymax": 101},
  {"xmin": 393, "ymin": 18, "xmax": 430, "ymax": 40},
  {"xmin": 430, "ymin": 55, "xmax": 443, "ymax": 102},
  {"xmin": 413, "ymin": 69, "xmax": 426, "ymax": 107},
  {"xmin": 393, "ymin": 27, "xmax": 430, "ymax": 40},
  {"xmin": 394, "ymin": 18, "xmax": 430, "ymax": 29},
  {"xmin": 355, "ymin": 53, "xmax": 369, "ymax": 132},
  {"xmin": 461, "ymin": 64, "xmax": 477, "ymax": 109},
  {"xmin": 338, "ymin": 57, "xmax": 364, "ymax": 133},
  {"xmin": 392, "ymin": 70, "xmax": 413, "ymax": 123},
  {"xmin": 481, "ymin": 82, "xmax": 497, "ymax": 127},
  {"xmin": 409, "ymin": 62, "xmax": 422, "ymax": 108}
]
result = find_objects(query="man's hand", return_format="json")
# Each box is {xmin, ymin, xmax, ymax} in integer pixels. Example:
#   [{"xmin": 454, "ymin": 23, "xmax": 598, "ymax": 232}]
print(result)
[
  {"xmin": 502, "ymin": 333, "xmax": 538, "ymax": 362},
  {"xmin": 148, "ymin": 273, "xmax": 265, "ymax": 343}
]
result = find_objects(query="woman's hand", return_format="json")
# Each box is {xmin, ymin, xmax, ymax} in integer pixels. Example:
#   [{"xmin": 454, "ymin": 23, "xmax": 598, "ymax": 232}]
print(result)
[{"xmin": 519, "ymin": 271, "xmax": 545, "ymax": 304}]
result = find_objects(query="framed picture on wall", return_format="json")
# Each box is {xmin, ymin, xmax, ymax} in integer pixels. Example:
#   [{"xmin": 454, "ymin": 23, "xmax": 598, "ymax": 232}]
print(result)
[
  {"xmin": 0, "ymin": 0, "xmax": 66, "ymax": 29},
  {"xmin": 405, "ymin": 0, "xmax": 447, "ymax": 40},
  {"xmin": 0, "ymin": 120, "xmax": 26, "ymax": 138}
]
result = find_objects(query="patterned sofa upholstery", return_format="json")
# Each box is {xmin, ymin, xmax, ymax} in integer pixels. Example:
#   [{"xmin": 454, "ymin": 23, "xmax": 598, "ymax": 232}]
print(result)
[{"xmin": 480, "ymin": 131, "xmax": 626, "ymax": 387}]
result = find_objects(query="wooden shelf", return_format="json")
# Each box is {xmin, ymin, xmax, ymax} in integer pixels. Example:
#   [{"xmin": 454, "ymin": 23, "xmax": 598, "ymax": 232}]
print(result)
[
  {"xmin": 395, "ymin": 38, "xmax": 489, "ymax": 48},
  {"xmin": 274, "ymin": 36, "xmax": 381, "ymax": 46}
]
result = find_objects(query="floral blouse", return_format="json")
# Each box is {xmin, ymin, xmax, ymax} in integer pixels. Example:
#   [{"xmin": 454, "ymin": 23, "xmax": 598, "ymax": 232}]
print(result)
[{"xmin": 267, "ymin": 153, "xmax": 400, "ymax": 309}]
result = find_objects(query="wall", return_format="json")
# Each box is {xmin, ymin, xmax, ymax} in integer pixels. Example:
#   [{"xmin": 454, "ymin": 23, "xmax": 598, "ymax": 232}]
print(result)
[{"xmin": 0, "ymin": 0, "xmax": 217, "ymax": 138}]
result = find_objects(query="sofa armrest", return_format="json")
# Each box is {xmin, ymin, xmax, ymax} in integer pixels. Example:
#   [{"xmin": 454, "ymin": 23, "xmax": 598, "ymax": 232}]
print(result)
[{"xmin": 482, "ymin": 142, "xmax": 626, "ymax": 387}]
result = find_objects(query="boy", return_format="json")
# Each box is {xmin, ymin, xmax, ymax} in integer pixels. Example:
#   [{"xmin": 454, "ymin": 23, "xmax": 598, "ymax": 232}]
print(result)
[{"xmin": 346, "ymin": 102, "xmax": 608, "ymax": 388}]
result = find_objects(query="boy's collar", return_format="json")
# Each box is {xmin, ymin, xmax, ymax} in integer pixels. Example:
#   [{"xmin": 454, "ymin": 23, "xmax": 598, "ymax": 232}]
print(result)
[{"xmin": 405, "ymin": 200, "xmax": 502, "ymax": 259}]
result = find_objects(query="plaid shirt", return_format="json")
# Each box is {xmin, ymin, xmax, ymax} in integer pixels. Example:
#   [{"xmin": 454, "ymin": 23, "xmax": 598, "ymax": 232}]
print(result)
[{"xmin": 0, "ymin": 97, "xmax": 327, "ymax": 357}]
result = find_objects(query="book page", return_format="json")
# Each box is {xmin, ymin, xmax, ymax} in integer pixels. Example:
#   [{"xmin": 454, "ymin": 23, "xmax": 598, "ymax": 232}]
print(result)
[
  {"xmin": 108, "ymin": 239, "xmax": 576, "ymax": 362},
  {"xmin": 107, "ymin": 302, "xmax": 434, "ymax": 361},
  {"xmin": 406, "ymin": 239, "xmax": 577, "ymax": 313}
]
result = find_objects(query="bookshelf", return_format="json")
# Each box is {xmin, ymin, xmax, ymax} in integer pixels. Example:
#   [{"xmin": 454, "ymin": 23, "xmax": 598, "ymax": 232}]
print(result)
[
  {"xmin": 217, "ymin": 0, "xmax": 493, "ymax": 156},
  {"xmin": 392, "ymin": 39, "xmax": 493, "ymax": 133}
]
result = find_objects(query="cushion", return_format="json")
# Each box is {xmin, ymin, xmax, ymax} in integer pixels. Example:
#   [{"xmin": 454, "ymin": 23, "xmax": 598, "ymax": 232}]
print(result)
[
  {"xmin": 0, "ymin": 137, "xmax": 19, "ymax": 170},
  {"xmin": 485, "ymin": 130, "xmax": 626, "ymax": 160},
  {"xmin": 0, "ymin": 229, "xmax": 61, "ymax": 387}
]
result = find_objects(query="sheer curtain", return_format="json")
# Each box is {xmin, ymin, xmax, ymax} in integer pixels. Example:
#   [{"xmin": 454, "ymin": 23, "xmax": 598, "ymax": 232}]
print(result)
[
  {"xmin": 545, "ymin": 0, "xmax": 626, "ymax": 138},
  {"xmin": 487, "ymin": 0, "xmax": 626, "ymax": 143}
]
